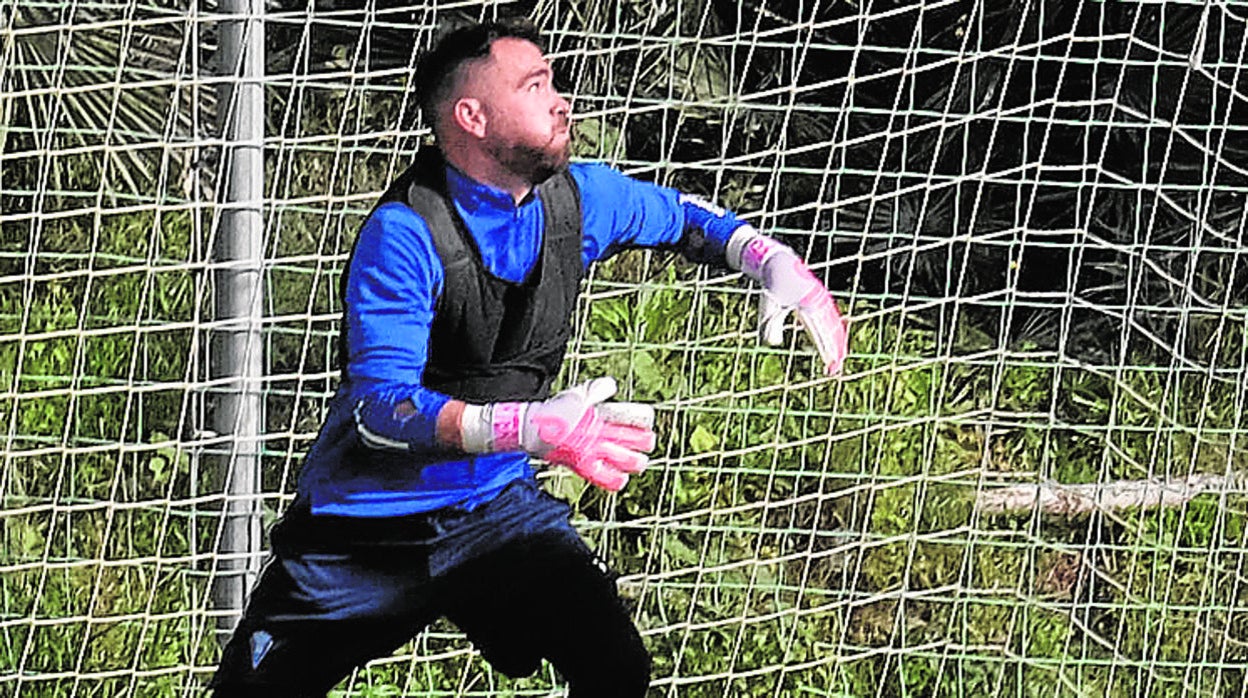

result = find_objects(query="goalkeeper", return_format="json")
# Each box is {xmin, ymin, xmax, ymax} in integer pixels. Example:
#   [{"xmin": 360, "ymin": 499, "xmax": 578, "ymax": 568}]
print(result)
[{"xmin": 210, "ymin": 18, "xmax": 848, "ymax": 698}]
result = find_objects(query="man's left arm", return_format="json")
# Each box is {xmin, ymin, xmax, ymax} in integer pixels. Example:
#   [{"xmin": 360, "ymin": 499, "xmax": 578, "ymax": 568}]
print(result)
[{"xmin": 571, "ymin": 164, "xmax": 849, "ymax": 375}]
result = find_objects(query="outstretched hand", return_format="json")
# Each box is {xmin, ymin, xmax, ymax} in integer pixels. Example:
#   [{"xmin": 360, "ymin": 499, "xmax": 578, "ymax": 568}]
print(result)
[{"xmin": 739, "ymin": 234, "xmax": 849, "ymax": 375}]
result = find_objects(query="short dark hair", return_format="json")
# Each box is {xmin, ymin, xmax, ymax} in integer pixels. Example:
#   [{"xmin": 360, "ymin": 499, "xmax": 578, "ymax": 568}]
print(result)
[{"xmin": 413, "ymin": 19, "xmax": 544, "ymax": 126}]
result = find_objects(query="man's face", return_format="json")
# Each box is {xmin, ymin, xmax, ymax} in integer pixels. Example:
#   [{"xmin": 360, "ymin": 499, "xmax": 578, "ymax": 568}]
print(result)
[{"xmin": 464, "ymin": 37, "xmax": 572, "ymax": 184}]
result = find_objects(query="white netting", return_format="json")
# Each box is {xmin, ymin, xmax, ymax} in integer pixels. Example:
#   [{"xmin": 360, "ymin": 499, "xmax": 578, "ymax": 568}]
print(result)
[{"xmin": 3, "ymin": 0, "xmax": 1247, "ymax": 695}]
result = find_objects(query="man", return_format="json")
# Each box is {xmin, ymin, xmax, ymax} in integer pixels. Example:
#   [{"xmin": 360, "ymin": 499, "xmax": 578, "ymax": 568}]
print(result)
[{"xmin": 210, "ymin": 19, "xmax": 848, "ymax": 698}]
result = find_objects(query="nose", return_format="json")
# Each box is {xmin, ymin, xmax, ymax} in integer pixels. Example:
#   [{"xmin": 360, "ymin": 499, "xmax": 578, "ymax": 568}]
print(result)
[{"xmin": 553, "ymin": 93, "xmax": 571, "ymax": 119}]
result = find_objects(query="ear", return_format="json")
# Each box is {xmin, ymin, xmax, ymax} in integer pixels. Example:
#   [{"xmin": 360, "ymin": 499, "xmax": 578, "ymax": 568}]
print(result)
[{"xmin": 451, "ymin": 98, "xmax": 487, "ymax": 139}]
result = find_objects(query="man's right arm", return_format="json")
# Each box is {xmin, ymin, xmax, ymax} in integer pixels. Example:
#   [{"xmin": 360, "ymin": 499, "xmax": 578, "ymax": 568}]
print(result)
[{"xmin": 343, "ymin": 202, "xmax": 461, "ymax": 453}]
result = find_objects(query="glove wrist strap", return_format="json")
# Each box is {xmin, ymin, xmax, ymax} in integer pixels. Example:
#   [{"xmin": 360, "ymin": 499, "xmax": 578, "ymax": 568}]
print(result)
[
  {"xmin": 459, "ymin": 402, "xmax": 528, "ymax": 453},
  {"xmin": 491, "ymin": 402, "xmax": 526, "ymax": 452},
  {"xmin": 726, "ymin": 226, "xmax": 790, "ymax": 280},
  {"xmin": 459, "ymin": 403, "xmax": 492, "ymax": 453}
]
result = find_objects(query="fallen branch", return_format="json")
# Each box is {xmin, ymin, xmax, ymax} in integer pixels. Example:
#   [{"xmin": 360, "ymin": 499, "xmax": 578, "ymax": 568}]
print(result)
[{"xmin": 975, "ymin": 473, "xmax": 1238, "ymax": 516}]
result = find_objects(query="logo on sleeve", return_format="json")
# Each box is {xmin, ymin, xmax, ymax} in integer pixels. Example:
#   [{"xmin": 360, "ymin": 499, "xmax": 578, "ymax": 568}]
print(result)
[{"xmin": 679, "ymin": 193, "xmax": 727, "ymax": 218}]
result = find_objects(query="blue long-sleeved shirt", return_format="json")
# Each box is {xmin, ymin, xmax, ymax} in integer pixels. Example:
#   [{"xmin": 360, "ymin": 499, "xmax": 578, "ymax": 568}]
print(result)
[{"xmin": 298, "ymin": 161, "xmax": 746, "ymax": 516}]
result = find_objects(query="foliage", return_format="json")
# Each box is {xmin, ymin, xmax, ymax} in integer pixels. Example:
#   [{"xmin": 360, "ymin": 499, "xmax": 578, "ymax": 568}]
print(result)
[{"xmin": 3, "ymin": 0, "xmax": 1248, "ymax": 696}]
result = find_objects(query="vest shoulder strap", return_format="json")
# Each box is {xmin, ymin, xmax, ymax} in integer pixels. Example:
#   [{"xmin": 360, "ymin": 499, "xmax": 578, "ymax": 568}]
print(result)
[
  {"xmin": 404, "ymin": 179, "xmax": 474, "ymax": 278},
  {"xmin": 535, "ymin": 168, "xmax": 582, "ymax": 249}
]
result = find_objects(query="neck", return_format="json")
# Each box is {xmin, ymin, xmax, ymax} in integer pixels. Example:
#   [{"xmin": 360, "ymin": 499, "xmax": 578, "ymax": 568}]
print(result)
[{"xmin": 440, "ymin": 145, "xmax": 532, "ymax": 205}]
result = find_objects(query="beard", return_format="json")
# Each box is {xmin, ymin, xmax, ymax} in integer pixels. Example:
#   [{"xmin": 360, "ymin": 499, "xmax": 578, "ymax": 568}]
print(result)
[{"xmin": 489, "ymin": 132, "xmax": 571, "ymax": 185}]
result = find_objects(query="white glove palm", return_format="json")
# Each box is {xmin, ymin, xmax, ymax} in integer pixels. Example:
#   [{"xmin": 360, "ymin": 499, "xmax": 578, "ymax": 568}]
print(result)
[{"xmin": 731, "ymin": 229, "xmax": 849, "ymax": 375}]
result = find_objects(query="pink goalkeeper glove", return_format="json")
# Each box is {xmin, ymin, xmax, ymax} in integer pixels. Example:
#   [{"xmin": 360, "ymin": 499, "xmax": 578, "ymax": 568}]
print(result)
[
  {"xmin": 459, "ymin": 377, "xmax": 656, "ymax": 491},
  {"xmin": 728, "ymin": 227, "xmax": 849, "ymax": 375}
]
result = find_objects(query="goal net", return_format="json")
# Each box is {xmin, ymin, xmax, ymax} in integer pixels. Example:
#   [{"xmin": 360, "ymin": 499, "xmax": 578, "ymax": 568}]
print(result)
[{"xmin": 3, "ymin": 0, "xmax": 1247, "ymax": 695}]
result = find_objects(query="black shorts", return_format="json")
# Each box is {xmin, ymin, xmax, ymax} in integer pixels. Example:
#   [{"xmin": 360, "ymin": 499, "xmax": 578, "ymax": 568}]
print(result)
[{"xmin": 209, "ymin": 478, "xmax": 650, "ymax": 697}]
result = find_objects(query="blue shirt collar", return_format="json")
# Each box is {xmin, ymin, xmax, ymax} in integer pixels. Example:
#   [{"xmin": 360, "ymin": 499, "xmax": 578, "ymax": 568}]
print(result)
[
  {"xmin": 440, "ymin": 163, "xmax": 544, "ymax": 284},
  {"xmin": 443, "ymin": 163, "xmax": 540, "ymax": 213}
]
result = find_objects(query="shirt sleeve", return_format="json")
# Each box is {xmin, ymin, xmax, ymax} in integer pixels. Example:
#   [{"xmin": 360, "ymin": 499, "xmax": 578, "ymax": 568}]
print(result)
[
  {"xmin": 571, "ymin": 162, "xmax": 749, "ymax": 267},
  {"xmin": 342, "ymin": 202, "xmax": 452, "ymax": 452}
]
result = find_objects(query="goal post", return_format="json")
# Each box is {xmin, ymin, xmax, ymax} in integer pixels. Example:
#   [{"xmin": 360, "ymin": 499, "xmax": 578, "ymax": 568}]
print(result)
[
  {"xmin": 2, "ymin": 1, "xmax": 1247, "ymax": 696},
  {"xmin": 209, "ymin": 0, "xmax": 266, "ymax": 641}
]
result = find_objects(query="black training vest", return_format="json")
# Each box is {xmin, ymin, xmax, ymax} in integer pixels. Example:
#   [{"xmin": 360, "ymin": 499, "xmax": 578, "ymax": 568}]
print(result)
[{"xmin": 339, "ymin": 149, "xmax": 583, "ymax": 403}]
